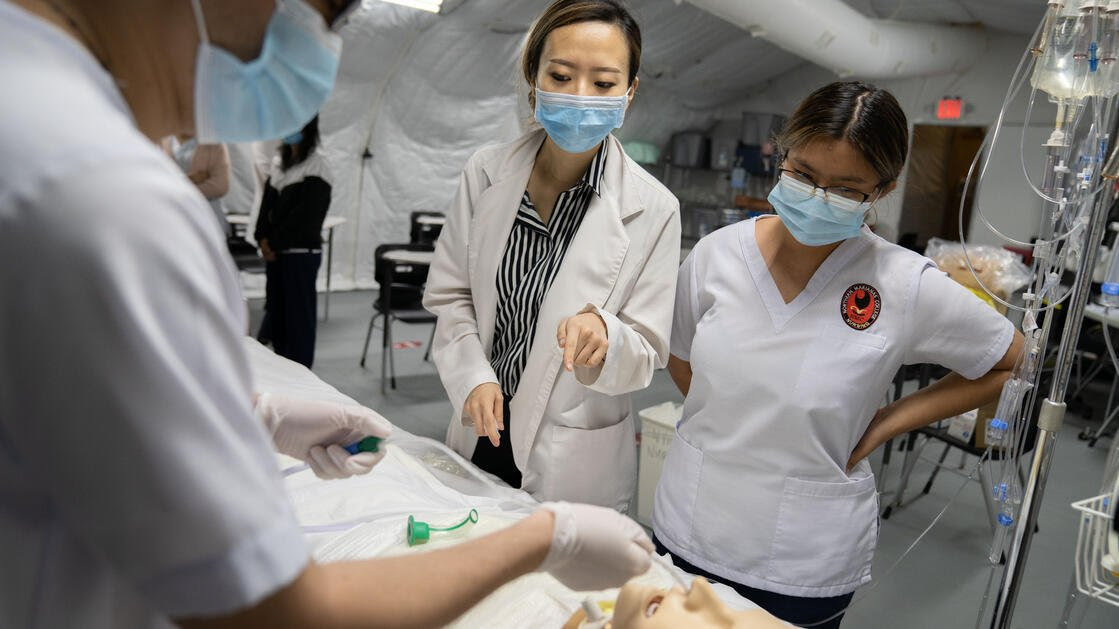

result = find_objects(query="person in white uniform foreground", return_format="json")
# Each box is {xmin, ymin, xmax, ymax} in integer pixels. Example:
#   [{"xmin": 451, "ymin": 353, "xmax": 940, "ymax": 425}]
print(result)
[
  {"xmin": 653, "ymin": 81, "xmax": 1025, "ymax": 628},
  {"xmin": 0, "ymin": 1, "xmax": 653, "ymax": 627}
]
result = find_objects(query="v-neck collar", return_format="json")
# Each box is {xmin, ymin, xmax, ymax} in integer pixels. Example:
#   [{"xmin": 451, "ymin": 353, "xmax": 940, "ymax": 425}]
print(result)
[
  {"xmin": 739, "ymin": 216, "xmax": 870, "ymax": 332},
  {"xmin": 517, "ymin": 192, "xmax": 550, "ymax": 234}
]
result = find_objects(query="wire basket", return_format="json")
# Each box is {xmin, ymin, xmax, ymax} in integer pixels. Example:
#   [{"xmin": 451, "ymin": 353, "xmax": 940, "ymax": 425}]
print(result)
[{"xmin": 1071, "ymin": 494, "xmax": 1119, "ymax": 608}]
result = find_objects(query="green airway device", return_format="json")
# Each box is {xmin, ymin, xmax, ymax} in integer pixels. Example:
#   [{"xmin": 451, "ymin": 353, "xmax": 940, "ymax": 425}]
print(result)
[{"xmin": 408, "ymin": 509, "xmax": 479, "ymax": 546}]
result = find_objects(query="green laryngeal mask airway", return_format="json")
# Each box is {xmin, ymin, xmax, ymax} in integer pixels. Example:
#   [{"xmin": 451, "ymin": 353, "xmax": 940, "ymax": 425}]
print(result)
[{"xmin": 408, "ymin": 509, "xmax": 479, "ymax": 546}]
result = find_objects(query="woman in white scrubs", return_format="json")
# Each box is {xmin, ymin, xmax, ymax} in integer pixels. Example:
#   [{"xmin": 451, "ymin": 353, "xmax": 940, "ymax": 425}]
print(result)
[
  {"xmin": 652, "ymin": 81, "xmax": 1024, "ymax": 628},
  {"xmin": 425, "ymin": 0, "xmax": 680, "ymax": 510},
  {"xmin": 0, "ymin": 1, "xmax": 654, "ymax": 627}
]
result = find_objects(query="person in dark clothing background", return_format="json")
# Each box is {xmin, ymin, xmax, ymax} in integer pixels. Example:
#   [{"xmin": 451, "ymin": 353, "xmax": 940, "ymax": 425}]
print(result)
[{"xmin": 255, "ymin": 116, "xmax": 331, "ymax": 368}]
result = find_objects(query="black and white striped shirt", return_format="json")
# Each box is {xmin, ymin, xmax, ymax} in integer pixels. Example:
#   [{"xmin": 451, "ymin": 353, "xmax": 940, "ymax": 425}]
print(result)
[{"xmin": 490, "ymin": 142, "xmax": 608, "ymax": 397}]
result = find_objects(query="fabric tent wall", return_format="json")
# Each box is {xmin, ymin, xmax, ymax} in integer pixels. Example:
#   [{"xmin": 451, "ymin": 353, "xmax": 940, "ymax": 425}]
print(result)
[
  {"xmin": 317, "ymin": 3, "xmax": 527, "ymax": 291},
  {"xmin": 311, "ymin": 0, "xmax": 803, "ymax": 290}
]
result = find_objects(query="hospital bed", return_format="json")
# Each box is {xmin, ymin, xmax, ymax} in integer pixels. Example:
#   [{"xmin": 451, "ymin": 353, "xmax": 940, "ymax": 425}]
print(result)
[{"xmin": 246, "ymin": 338, "xmax": 774, "ymax": 627}]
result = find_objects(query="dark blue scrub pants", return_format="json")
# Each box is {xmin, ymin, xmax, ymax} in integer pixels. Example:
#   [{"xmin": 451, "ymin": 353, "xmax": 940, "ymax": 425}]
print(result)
[
  {"xmin": 259, "ymin": 252, "xmax": 321, "ymax": 368},
  {"xmin": 652, "ymin": 535, "xmax": 855, "ymax": 629},
  {"xmin": 470, "ymin": 398, "xmax": 521, "ymax": 488}
]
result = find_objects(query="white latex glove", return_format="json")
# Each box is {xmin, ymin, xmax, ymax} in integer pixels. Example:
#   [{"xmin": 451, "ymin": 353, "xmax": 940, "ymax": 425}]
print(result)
[
  {"xmin": 538, "ymin": 502, "xmax": 655, "ymax": 591},
  {"xmin": 255, "ymin": 392, "xmax": 393, "ymax": 479}
]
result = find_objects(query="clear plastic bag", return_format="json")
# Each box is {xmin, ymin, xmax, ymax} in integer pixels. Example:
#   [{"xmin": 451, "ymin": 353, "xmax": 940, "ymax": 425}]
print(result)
[{"xmin": 924, "ymin": 238, "xmax": 1032, "ymax": 309}]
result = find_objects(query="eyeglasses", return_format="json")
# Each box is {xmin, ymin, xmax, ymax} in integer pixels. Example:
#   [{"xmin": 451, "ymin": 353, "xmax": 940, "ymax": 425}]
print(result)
[{"xmin": 777, "ymin": 168, "xmax": 879, "ymax": 205}]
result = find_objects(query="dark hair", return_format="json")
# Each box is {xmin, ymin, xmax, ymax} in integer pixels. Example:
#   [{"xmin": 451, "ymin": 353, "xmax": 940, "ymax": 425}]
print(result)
[
  {"xmin": 775, "ymin": 81, "xmax": 909, "ymax": 187},
  {"xmin": 521, "ymin": 0, "xmax": 641, "ymax": 106},
  {"xmin": 281, "ymin": 116, "xmax": 320, "ymax": 171}
]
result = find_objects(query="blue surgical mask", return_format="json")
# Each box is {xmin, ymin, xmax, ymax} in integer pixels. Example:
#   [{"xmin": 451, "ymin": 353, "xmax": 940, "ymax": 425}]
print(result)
[
  {"xmin": 283, "ymin": 131, "xmax": 303, "ymax": 145},
  {"xmin": 767, "ymin": 174, "xmax": 870, "ymax": 246},
  {"xmin": 535, "ymin": 88, "xmax": 629, "ymax": 153},
  {"xmin": 192, "ymin": 0, "xmax": 341, "ymax": 143}
]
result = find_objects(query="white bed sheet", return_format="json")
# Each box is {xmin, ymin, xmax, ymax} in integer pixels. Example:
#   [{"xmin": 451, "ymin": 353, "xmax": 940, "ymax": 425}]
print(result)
[{"xmin": 245, "ymin": 337, "xmax": 771, "ymax": 627}]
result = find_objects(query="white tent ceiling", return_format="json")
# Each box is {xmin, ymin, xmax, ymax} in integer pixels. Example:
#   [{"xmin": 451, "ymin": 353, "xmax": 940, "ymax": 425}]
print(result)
[
  {"xmin": 845, "ymin": 0, "xmax": 1045, "ymax": 34},
  {"xmin": 295, "ymin": 0, "xmax": 1047, "ymax": 289},
  {"xmin": 336, "ymin": 0, "xmax": 1046, "ymax": 108}
]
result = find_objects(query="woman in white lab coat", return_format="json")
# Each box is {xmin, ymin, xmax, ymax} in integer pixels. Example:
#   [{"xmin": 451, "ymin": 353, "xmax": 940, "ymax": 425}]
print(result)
[
  {"xmin": 653, "ymin": 81, "xmax": 1025, "ymax": 628},
  {"xmin": 424, "ymin": 0, "xmax": 680, "ymax": 511}
]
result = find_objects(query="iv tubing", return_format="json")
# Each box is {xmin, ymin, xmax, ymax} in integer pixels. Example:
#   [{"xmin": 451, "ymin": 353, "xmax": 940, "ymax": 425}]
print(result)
[
  {"xmin": 1018, "ymin": 89, "xmax": 1110, "ymax": 205},
  {"xmin": 425, "ymin": 508, "xmax": 479, "ymax": 532},
  {"xmin": 965, "ymin": 50, "xmax": 1086, "ymax": 247}
]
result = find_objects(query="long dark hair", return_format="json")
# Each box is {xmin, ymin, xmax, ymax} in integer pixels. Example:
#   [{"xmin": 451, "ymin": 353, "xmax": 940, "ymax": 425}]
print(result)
[
  {"xmin": 521, "ymin": 0, "xmax": 642, "ymax": 108},
  {"xmin": 775, "ymin": 81, "xmax": 909, "ymax": 187},
  {"xmin": 280, "ymin": 116, "xmax": 320, "ymax": 171}
]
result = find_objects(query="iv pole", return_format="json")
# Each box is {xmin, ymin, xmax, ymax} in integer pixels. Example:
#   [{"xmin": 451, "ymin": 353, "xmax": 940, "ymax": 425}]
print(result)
[{"xmin": 989, "ymin": 154, "xmax": 1118, "ymax": 627}]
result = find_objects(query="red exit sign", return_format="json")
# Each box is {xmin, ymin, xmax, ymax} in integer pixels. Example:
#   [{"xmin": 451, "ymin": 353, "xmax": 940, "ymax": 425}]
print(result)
[{"xmin": 937, "ymin": 97, "xmax": 964, "ymax": 120}]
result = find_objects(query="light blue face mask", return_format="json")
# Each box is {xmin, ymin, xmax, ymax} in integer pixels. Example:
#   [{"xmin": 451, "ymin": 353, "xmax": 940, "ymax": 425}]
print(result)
[
  {"xmin": 192, "ymin": 0, "xmax": 341, "ymax": 143},
  {"xmin": 767, "ymin": 174, "xmax": 871, "ymax": 246},
  {"xmin": 283, "ymin": 131, "xmax": 303, "ymax": 145},
  {"xmin": 535, "ymin": 88, "xmax": 629, "ymax": 154}
]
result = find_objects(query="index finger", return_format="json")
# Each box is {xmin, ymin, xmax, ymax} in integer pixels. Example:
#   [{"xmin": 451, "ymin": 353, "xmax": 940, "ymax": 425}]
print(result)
[{"xmin": 563, "ymin": 320, "xmax": 581, "ymax": 371}]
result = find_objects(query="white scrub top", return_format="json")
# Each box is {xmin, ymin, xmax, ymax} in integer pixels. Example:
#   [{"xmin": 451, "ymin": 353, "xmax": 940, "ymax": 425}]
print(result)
[
  {"xmin": 653, "ymin": 216, "xmax": 1014, "ymax": 598},
  {"xmin": 0, "ymin": 4, "xmax": 308, "ymax": 627}
]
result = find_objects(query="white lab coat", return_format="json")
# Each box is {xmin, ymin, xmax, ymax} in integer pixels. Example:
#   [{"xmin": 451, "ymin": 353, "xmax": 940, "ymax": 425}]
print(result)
[
  {"xmin": 424, "ymin": 129, "xmax": 681, "ymax": 510},
  {"xmin": 654, "ymin": 217, "xmax": 1015, "ymax": 597}
]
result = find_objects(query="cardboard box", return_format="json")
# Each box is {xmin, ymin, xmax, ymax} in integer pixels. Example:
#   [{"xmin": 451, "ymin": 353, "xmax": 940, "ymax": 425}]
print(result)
[
  {"xmin": 947, "ymin": 408, "xmax": 978, "ymax": 443},
  {"xmin": 971, "ymin": 399, "xmax": 1001, "ymax": 449}
]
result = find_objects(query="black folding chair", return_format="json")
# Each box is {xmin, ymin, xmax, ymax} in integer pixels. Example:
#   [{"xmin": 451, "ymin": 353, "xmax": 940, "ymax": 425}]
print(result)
[
  {"xmin": 359, "ymin": 243, "xmax": 437, "ymax": 392},
  {"xmin": 409, "ymin": 211, "xmax": 445, "ymax": 247},
  {"xmin": 883, "ymin": 364, "xmax": 1039, "ymax": 543}
]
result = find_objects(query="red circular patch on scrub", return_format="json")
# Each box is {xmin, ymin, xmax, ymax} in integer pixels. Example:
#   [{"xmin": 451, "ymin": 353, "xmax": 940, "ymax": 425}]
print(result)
[{"xmin": 841, "ymin": 284, "xmax": 881, "ymax": 330}]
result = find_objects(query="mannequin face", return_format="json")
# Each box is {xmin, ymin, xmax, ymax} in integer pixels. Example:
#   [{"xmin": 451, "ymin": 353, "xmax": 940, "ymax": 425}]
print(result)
[{"xmin": 606, "ymin": 578, "xmax": 787, "ymax": 629}]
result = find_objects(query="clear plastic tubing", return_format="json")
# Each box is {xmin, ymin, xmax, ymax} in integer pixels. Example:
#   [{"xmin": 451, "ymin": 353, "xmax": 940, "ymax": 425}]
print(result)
[
  {"xmin": 1102, "ymin": 224, "xmax": 1119, "ymax": 305},
  {"xmin": 988, "ymin": 504, "xmax": 1018, "ymax": 564}
]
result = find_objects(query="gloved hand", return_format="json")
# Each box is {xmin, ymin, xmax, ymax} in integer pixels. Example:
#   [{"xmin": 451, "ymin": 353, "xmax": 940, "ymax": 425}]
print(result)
[
  {"xmin": 538, "ymin": 501, "xmax": 655, "ymax": 591},
  {"xmin": 254, "ymin": 393, "xmax": 393, "ymax": 479}
]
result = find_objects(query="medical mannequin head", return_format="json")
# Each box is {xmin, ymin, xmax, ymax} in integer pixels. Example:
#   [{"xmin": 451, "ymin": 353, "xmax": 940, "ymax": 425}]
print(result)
[
  {"xmin": 521, "ymin": 0, "xmax": 641, "ymax": 109},
  {"xmin": 18, "ymin": 0, "xmax": 355, "ymax": 141},
  {"xmin": 563, "ymin": 578, "xmax": 787, "ymax": 629},
  {"xmin": 776, "ymin": 81, "xmax": 909, "ymax": 194}
]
